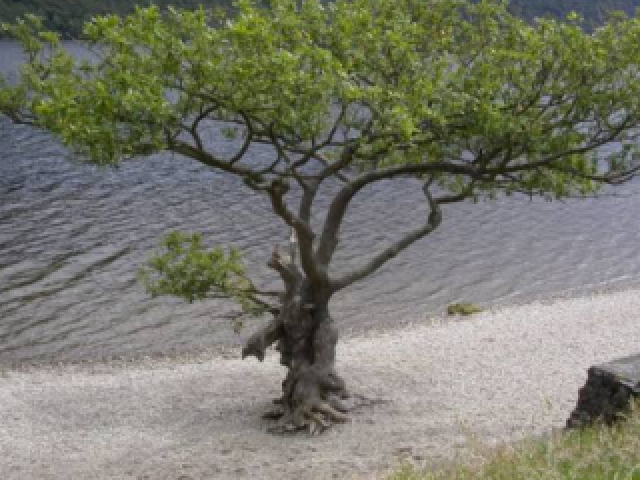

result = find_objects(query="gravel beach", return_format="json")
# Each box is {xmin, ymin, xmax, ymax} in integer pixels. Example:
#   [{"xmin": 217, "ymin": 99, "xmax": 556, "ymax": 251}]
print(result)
[{"xmin": 2, "ymin": 288, "xmax": 640, "ymax": 480}]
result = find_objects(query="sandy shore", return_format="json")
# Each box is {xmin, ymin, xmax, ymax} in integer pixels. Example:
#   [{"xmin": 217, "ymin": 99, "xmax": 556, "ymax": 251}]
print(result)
[{"xmin": 2, "ymin": 288, "xmax": 640, "ymax": 480}]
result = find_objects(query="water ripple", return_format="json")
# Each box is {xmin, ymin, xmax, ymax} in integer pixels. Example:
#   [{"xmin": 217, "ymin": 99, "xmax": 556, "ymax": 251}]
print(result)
[{"xmin": 2, "ymin": 42, "xmax": 640, "ymax": 363}]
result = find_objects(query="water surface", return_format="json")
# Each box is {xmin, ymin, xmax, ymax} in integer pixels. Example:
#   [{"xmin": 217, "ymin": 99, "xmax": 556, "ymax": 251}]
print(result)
[{"xmin": 2, "ymin": 41, "xmax": 640, "ymax": 364}]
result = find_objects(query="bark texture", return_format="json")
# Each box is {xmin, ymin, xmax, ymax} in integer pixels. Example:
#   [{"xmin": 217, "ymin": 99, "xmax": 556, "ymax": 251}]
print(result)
[{"xmin": 242, "ymin": 248, "xmax": 355, "ymax": 434}]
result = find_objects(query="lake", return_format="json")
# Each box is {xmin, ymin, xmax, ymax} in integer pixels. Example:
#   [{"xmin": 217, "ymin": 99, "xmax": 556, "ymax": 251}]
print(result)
[{"xmin": 2, "ymin": 41, "xmax": 640, "ymax": 364}]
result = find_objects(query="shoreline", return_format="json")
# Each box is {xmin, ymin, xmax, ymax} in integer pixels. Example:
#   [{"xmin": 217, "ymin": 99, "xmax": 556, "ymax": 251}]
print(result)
[
  {"xmin": 2, "ymin": 287, "xmax": 640, "ymax": 479},
  {"xmin": 5, "ymin": 280, "xmax": 640, "ymax": 373}
]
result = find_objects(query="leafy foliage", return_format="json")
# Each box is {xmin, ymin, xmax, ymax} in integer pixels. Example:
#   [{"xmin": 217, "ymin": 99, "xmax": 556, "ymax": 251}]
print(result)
[
  {"xmin": 139, "ymin": 231, "xmax": 265, "ymax": 314},
  {"xmin": 3, "ymin": 0, "xmax": 640, "ymax": 307}
]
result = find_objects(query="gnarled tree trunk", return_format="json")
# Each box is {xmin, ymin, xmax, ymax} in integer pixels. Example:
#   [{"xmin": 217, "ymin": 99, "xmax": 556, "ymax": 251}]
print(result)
[{"xmin": 241, "ymin": 248, "xmax": 356, "ymax": 434}]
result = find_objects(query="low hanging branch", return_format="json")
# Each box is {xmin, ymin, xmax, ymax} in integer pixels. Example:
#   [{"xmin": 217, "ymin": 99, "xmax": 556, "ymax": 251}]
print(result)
[{"xmin": 139, "ymin": 231, "xmax": 280, "ymax": 315}]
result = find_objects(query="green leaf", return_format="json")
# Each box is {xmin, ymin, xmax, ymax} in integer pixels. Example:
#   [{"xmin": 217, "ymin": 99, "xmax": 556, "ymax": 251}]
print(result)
[{"xmin": 139, "ymin": 231, "xmax": 265, "ymax": 315}]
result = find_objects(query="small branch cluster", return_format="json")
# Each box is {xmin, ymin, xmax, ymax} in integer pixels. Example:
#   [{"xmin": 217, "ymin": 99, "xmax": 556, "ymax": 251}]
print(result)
[{"xmin": 139, "ymin": 231, "xmax": 280, "ymax": 314}]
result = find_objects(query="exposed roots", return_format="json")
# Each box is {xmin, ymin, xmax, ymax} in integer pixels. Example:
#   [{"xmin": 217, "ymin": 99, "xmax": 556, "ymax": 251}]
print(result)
[
  {"xmin": 266, "ymin": 399, "xmax": 350, "ymax": 435},
  {"xmin": 262, "ymin": 390, "xmax": 385, "ymax": 435}
]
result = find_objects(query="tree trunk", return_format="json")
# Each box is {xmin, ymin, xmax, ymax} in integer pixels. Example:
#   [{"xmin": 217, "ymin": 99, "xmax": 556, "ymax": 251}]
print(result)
[{"xmin": 241, "ymin": 248, "xmax": 356, "ymax": 434}]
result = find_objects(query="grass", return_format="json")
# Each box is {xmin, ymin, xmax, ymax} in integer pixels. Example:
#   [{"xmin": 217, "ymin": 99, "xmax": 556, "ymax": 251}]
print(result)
[
  {"xmin": 390, "ymin": 401, "xmax": 640, "ymax": 480},
  {"xmin": 446, "ymin": 302, "xmax": 484, "ymax": 316}
]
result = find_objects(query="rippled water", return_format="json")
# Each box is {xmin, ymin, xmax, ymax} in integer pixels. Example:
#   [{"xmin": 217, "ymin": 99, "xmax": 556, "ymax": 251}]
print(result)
[{"xmin": 2, "ymin": 41, "xmax": 640, "ymax": 365}]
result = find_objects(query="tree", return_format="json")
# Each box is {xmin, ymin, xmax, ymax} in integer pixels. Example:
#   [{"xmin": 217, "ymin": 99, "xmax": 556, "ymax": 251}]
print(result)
[{"xmin": 3, "ymin": 0, "xmax": 640, "ymax": 434}]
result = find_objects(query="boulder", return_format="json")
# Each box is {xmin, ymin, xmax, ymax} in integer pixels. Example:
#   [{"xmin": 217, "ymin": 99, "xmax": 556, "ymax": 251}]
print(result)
[{"xmin": 567, "ymin": 353, "xmax": 640, "ymax": 429}]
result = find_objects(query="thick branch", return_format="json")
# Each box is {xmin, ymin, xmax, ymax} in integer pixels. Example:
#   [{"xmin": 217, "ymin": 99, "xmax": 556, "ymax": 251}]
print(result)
[
  {"xmin": 265, "ymin": 180, "xmax": 322, "ymax": 284},
  {"xmin": 267, "ymin": 245, "xmax": 305, "ymax": 290},
  {"xmin": 330, "ymin": 182, "xmax": 442, "ymax": 292},
  {"xmin": 314, "ymin": 161, "xmax": 473, "ymax": 267},
  {"xmin": 168, "ymin": 138, "xmax": 256, "ymax": 176},
  {"xmin": 241, "ymin": 316, "xmax": 283, "ymax": 361},
  {"xmin": 298, "ymin": 181, "xmax": 324, "ymax": 279}
]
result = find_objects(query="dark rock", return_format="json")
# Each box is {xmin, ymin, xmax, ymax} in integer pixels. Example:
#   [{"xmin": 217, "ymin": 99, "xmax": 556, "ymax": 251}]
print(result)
[{"xmin": 567, "ymin": 353, "xmax": 640, "ymax": 429}]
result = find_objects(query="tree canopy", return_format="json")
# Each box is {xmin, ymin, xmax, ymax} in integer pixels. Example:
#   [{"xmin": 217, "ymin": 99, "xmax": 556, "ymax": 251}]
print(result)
[
  {"xmin": 3, "ymin": 0, "xmax": 640, "ymax": 433},
  {"xmin": 4, "ymin": 0, "xmax": 640, "ymax": 302}
]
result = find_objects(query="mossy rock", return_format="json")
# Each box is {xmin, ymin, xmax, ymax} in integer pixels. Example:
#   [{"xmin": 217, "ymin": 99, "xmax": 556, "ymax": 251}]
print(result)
[{"xmin": 446, "ymin": 302, "xmax": 484, "ymax": 316}]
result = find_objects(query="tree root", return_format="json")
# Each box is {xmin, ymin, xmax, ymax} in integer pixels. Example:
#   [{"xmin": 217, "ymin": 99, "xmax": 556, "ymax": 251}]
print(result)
[
  {"xmin": 266, "ymin": 398, "xmax": 350, "ymax": 435},
  {"xmin": 263, "ymin": 391, "xmax": 385, "ymax": 435}
]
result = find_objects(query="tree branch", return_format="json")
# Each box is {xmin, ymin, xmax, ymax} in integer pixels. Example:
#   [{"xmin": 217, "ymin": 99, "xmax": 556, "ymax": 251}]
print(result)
[
  {"xmin": 167, "ymin": 138, "xmax": 257, "ymax": 176},
  {"xmin": 1, "ymin": 109, "xmax": 37, "ymax": 126},
  {"xmin": 314, "ymin": 161, "xmax": 474, "ymax": 267},
  {"xmin": 265, "ymin": 179, "xmax": 322, "ymax": 283},
  {"xmin": 330, "ymin": 181, "xmax": 443, "ymax": 292},
  {"xmin": 229, "ymin": 112, "xmax": 254, "ymax": 165}
]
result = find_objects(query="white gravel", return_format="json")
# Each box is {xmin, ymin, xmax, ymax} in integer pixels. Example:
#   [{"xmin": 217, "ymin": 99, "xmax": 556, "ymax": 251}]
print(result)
[{"xmin": 2, "ymin": 288, "xmax": 640, "ymax": 480}]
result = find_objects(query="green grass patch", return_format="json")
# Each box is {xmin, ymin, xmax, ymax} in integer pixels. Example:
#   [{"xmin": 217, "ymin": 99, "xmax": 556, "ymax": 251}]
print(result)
[
  {"xmin": 391, "ymin": 401, "xmax": 640, "ymax": 480},
  {"xmin": 446, "ymin": 303, "xmax": 484, "ymax": 316}
]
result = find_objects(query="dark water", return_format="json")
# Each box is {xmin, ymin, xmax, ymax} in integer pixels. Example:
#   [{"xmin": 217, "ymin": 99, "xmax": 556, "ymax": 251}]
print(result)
[{"xmin": 2, "ymin": 42, "xmax": 640, "ymax": 365}]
